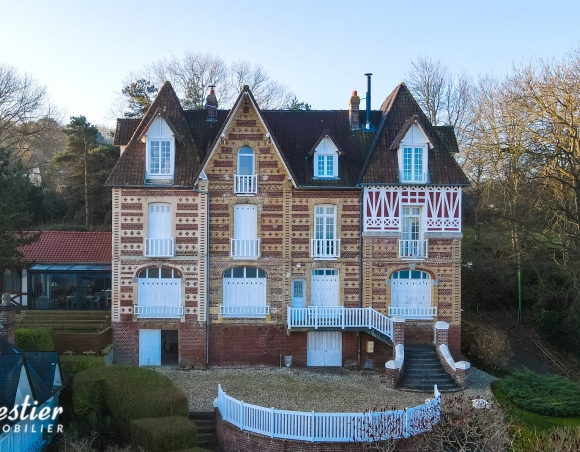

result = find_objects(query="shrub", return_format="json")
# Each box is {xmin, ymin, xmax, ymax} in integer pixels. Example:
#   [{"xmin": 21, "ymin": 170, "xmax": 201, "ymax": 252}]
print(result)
[
  {"xmin": 73, "ymin": 366, "xmax": 189, "ymax": 441},
  {"xmin": 462, "ymin": 323, "xmax": 512, "ymax": 372},
  {"xmin": 60, "ymin": 354, "xmax": 105, "ymax": 377},
  {"xmin": 525, "ymin": 426, "xmax": 580, "ymax": 451},
  {"xmin": 130, "ymin": 416, "xmax": 197, "ymax": 452},
  {"xmin": 15, "ymin": 327, "xmax": 54, "ymax": 351},
  {"xmin": 498, "ymin": 370, "xmax": 580, "ymax": 416}
]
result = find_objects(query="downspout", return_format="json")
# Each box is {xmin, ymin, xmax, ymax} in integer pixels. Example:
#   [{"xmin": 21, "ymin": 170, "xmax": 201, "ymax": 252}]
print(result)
[
  {"xmin": 192, "ymin": 186, "xmax": 210, "ymax": 366},
  {"xmin": 358, "ymin": 188, "xmax": 364, "ymax": 367}
]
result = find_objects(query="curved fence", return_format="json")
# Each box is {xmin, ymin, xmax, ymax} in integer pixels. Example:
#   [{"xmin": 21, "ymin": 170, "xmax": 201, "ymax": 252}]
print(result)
[{"xmin": 217, "ymin": 384, "xmax": 441, "ymax": 443}]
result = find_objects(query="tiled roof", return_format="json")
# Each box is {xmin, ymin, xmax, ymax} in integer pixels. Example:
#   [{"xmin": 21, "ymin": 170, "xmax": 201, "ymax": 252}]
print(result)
[
  {"xmin": 23, "ymin": 352, "xmax": 60, "ymax": 392},
  {"xmin": 113, "ymin": 118, "xmax": 141, "ymax": 145},
  {"xmin": 0, "ymin": 354, "xmax": 25, "ymax": 418},
  {"xmin": 360, "ymin": 83, "xmax": 470, "ymax": 185},
  {"xmin": 110, "ymin": 82, "xmax": 468, "ymax": 188},
  {"xmin": 106, "ymin": 81, "xmax": 202, "ymax": 186},
  {"xmin": 19, "ymin": 231, "xmax": 111, "ymax": 264}
]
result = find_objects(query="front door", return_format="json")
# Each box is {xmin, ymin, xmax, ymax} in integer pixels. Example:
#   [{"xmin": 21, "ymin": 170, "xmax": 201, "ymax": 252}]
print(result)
[
  {"xmin": 291, "ymin": 279, "xmax": 306, "ymax": 309},
  {"xmin": 310, "ymin": 269, "xmax": 339, "ymax": 307},
  {"xmin": 307, "ymin": 331, "xmax": 342, "ymax": 366},
  {"xmin": 139, "ymin": 329, "xmax": 161, "ymax": 366}
]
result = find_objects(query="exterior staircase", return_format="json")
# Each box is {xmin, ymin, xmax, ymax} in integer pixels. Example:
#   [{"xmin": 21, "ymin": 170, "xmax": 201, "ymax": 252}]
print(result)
[
  {"xmin": 397, "ymin": 344, "xmax": 461, "ymax": 393},
  {"xmin": 190, "ymin": 411, "xmax": 219, "ymax": 451}
]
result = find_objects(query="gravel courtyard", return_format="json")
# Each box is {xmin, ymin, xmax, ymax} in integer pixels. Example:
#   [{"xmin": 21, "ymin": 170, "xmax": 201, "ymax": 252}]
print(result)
[{"xmin": 156, "ymin": 367, "xmax": 496, "ymax": 412}]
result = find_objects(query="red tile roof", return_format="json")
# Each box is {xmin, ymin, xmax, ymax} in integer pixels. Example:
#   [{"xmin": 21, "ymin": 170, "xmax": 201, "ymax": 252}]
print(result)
[{"xmin": 20, "ymin": 232, "xmax": 111, "ymax": 264}]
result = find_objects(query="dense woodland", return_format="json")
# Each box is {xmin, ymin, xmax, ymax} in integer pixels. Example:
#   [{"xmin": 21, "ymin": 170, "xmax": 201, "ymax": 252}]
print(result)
[{"xmin": 2, "ymin": 48, "xmax": 580, "ymax": 356}]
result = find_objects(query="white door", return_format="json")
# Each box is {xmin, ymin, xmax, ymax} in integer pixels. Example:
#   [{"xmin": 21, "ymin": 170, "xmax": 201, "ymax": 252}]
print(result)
[
  {"xmin": 391, "ymin": 270, "xmax": 431, "ymax": 310},
  {"xmin": 291, "ymin": 279, "xmax": 305, "ymax": 308},
  {"xmin": 307, "ymin": 331, "xmax": 342, "ymax": 366},
  {"xmin": 139, "ymin": 329, "xmax": 161, "ymax": 366},
  {"xmin": 149, "ymin": 204, "xmax": 171, "ymax": 238},
  {"xmin": 310, "ymin": 270, "xmax": 339, "ymax": 307}
]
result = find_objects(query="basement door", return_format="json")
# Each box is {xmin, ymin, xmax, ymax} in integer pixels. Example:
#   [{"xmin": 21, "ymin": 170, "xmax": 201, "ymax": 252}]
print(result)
[
  {"xmin": 307, "ymin": 331, "xmax": 342, "ymax": 366},
  {"xmin": 139, "ymin": 329, "xmax": 161, "ymax": 366}
]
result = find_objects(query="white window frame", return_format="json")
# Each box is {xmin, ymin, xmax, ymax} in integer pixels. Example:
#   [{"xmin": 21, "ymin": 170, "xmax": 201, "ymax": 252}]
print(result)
[
  {"xmin": 313, "ymin": 137, "xmax": 338, "ymax": 179},
  {"xmin": 231, "ymin": 204, "xmax": 260, "ymax": 259},
  {"xmin": 145, "ymin": 117, "xmax": 175, "ymax": 180},
  {"xmin": 312, "ymin": 205, "xmax": 340, "ymax": 259},
  {"xmin": 388, "ymin": 270, "xmax": 436, "ymax": 319},
  {"xmin": 221, "ymin": 266, "xmax": 269, "ymax": 318},
  {"xmin": 400, "ymin": 206, "xmax": 428, "ymax": 259},
  {"xmin": 399, "ymin": 146, "xmax": 427, "ymax": 183},
  {"xmin": 144, "ymin": 203, "xmax": 174, "ymax": 258},
  {"xmin": 235, "ymin": 147, "xmax": 257, "ymax": 194},
  {"xmin": 135, "ymin": 267, "xmax": 183, "ymax": 318}
]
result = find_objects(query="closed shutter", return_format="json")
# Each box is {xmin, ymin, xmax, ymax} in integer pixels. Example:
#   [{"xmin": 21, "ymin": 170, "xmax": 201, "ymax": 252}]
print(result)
[
  {"xmin": 307, "ymin": 331, "xmax": 342, "ymax": 366},
  {"xmin": 149, "ymin": 204, "xmax": 171, "ymax": 239},
  {"xmin": 234, "ymin": 205, "xmax": 257, "ymax": 239},
  {"xmin": 311, "ymin": 270, "xmax": 339, "ymax": 307}
]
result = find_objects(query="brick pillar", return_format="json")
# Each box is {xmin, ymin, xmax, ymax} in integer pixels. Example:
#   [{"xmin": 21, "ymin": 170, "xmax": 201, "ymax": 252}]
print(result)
[
  {"xmin": 384, "ymin": 361, "xmax": 400, "ymax": 389},
  {"xmin": 455, "ymin": 361, "xmax": 471, "ymax": 389},
  {"xmin": 434, "ymin": 321, "xmax": 449, "ymax": 346},
  {"xmin": 349, "ymin": 91, "xmax": 360, "ymax": 129},
  {"xmin": 0, "ymin": 301, "xmax": 16, "ymax": 345},
  {"xmin": 392, "ymin": 316, "xmax": 405, "ymax": 346}
]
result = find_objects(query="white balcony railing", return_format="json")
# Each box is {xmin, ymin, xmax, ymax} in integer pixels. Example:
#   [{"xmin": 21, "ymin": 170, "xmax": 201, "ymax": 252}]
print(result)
[
  {"xmin": 144, "ymin": 238, "xmax": 175, "ymax": 258},
  {"xmin": 234, "ymin": 175, "xmax": 258, "ymax": 194},
  {"xmin": 231, "ymin": 238, "xmax": 261, "ymax": 259},
  {"xmin": 311, "ymin": 238, "xmax": 341, "ymax": 259},
  {"xmin": 134, "ymin": 305, "xmax": 183, "ymax": 318},
  {"xmin": 220, "ymin": 304, "xmax": 270, "ymax": 318},
  {"xmin": 388, "ymin": 306, "xmax": 437, "ymax": 319},
  {"xmin": 288, "ymin": 306, "xmax": 394, "ymax": 341},
  {"xmin": 399, "ymin": 239, "xmax": 428, "ymax": 259}
]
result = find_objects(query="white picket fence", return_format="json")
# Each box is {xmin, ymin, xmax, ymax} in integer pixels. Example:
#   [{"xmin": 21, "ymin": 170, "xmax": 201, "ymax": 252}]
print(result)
[
  {"xmin": 217, "ymin": 384, "xmax": 440, "ymax": 442},
  {"xmin": 287, "ymin": 306, "xmax": 394, "ymax": 341}
]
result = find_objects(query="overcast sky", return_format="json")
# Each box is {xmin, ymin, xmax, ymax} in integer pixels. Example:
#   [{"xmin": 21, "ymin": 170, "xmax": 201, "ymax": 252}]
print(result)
[{"xmin": 2, "ymin": 0, "xmax": 579, "ymax": 127}]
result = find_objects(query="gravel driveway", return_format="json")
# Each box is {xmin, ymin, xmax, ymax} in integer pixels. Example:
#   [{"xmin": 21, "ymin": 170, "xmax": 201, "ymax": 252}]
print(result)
[{"xmin": 156, "ymin": 367, "xmax": 497, "ymax": 413}]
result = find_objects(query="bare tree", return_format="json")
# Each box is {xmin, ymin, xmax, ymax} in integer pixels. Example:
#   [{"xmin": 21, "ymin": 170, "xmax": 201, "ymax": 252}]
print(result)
[
  {"xmin": 0, "ymin": 64, "xmax": 58, "ymax": 161},
  {"xmin": 113, "ymin": 51, "xmax": 296, "ymax": 116},
  {"xmin": 404, "ymin": 56, "xmax": 472, "ymax": 146}
]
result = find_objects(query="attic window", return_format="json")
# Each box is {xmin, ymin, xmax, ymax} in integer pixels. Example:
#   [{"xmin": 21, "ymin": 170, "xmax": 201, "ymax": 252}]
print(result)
[
  {"xmin": 398, "ymin": 123, "xmax": 430, "ymax": 184},
  {"xmin": 145, "ymin": 116, "xmax": 175, "ymax": 181},
  {"xmin": 313, "ymin": 136, "xmax": 338, "ymax": 179}
]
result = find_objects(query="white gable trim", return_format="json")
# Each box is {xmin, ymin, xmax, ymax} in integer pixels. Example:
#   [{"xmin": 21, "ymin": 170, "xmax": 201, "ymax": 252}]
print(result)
[
  {"xmin": 401, "ymin": 122, "xmax": 433, "ymax": 149},
  {"xmin": 197, "ymin": 91, "xmax": 296, "ymax": 187},
  {"xmin": 15, "ymin": 365, "xmax": 33, "ymax": 406}
]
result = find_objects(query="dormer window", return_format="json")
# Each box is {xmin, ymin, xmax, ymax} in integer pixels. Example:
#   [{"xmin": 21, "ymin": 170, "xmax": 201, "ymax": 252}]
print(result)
[
  {"xmin": 397, "ymin": 121, "xmax": 430, "ymax": 184},
  {"xmin": 145, "ymin": 116, "xmax": 175, "ymax": 181},
  {"xmin": 313, "ymin": 136, "xmax": 339, "ymax": 179}
]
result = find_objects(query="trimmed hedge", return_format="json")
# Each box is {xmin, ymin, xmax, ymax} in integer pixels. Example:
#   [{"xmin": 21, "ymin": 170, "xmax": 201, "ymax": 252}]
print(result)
[
  {"xmin": 15, "ymin": 328, "xmax": 54, "ymax": 351},
  {"xmin": 73, "ymin": 366, "xmax": 189, "ymax": 441},
  {"xmin": 131, "ymin": 416, "xmax": 198, "ymax": 452},
  {"xmin": 498, "ymin": 370, "xmax": 580, "ymax": 417},
  {"xmin": 60, "ymin": 354, "xmax": 105, "ymax": 376}
]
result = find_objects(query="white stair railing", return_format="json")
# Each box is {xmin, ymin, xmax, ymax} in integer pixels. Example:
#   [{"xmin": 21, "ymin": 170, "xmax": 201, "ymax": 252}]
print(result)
[{"xmin": 287, "ymin": 306, "xmax": 394, "ymax": 341}]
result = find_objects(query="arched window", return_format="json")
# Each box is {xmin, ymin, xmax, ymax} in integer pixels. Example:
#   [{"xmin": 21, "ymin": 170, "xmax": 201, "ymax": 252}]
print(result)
[
  {"xmin": 389, "ymin": 270, "xmax": 434, "ymax": 319},
  {"xmin": 221, "ymin": 266, "xmax": 268, "ymax": 318},
  {"xmin": 235, "ymin": 147, "xmax": 257, "ymax": 194},
  {"xmin": 136, "ymin": 267, "xmax": 182, "ymax": 318}
]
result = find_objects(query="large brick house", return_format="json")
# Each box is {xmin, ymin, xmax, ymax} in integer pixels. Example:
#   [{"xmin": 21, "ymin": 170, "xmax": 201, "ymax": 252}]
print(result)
[{"xmin": 106, "ymin": 80, "xmax": 468, "ymax": 368}]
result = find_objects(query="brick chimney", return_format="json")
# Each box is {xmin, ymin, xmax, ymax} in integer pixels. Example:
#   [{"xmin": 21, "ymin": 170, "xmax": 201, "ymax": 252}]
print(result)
[
  {"xmin": 349, "ymin": 91, "xmax": 360, "ymax": 130},
  {"xmin": 0, "ymin": 294, "xmax": 16, "ymax": 345},
  {"xmin": 205, "ymin": 86, "xmax": 218, "ymax": 122}
]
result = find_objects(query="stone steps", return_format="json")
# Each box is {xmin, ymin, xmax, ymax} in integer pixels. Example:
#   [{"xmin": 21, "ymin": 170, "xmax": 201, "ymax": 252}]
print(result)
[
  {"xmin": 190, "ymin": 411, "xmax": 219, "ymax": 451},
  {"xmin": 398, "ymin": 344, "xmax": 461, "ymax": 393}
]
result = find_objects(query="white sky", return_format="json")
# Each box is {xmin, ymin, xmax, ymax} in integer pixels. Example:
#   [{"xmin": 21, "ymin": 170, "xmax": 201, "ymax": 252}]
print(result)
[{"xmin": 2, "ymin": 0, "xmax": 579, "ymax": 127}]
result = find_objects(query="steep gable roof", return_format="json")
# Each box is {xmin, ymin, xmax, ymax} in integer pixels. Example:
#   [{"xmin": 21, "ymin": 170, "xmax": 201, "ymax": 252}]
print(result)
[
  {"xmin": 198, "ymin": 86, "xmax": 296, "ymax": 186},
  {"xmin": 0, "ymin": 355, "xmax": 28, "ymax": 415},
  {"xmin": 359, "ymin": 83, "xmax": 469, "ymax": 185},
  {"xmin": 23, "ymin": 352, "xmax": 62, "ymax": 391},
  {"xmin": 106, "ymin": 81, "xmax": 201, "ymax": 187},
  {"xmin": 19, "ymin": 231, "xmax": 111, "ymax": 264}
]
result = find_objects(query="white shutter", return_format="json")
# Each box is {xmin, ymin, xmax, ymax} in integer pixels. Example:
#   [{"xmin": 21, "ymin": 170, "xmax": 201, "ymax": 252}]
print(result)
[
  {"xmin": 311, "ymin": 272, "xmax": 339, "ymax": 307},
  {"xmin": 149, "ymin": 204, "xmax": 171, "ymax": 239},
  {"xmin": 234, "ymin": 205, "xmax": 257, "ymax": 239}
]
